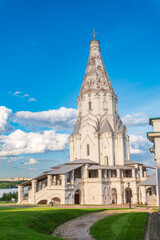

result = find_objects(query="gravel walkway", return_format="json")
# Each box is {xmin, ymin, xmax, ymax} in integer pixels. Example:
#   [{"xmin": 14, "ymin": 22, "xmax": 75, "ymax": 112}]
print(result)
[{"xmin": 52, "ymin": 209, "xmax": 138, "ymax": 240}]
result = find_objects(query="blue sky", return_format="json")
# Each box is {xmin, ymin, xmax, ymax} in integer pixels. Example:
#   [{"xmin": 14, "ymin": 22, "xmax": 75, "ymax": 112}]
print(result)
[{"xmin": 0, "ymin": 0, "xmax": 159, "ymax": 178}]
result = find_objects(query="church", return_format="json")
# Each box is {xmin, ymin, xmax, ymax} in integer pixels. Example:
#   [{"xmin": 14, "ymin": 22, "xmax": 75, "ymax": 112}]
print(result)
[{"xmin": 18, "ymin": 38, "xmax": 156, "ymax": 206}]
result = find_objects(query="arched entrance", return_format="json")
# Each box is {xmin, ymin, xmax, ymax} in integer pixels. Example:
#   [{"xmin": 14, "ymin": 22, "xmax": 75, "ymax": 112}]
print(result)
[
  {"xmin": 74, "ymin": 189, "xmax": 81, "ymax": 204},
  {"xmin": 37, "ymin": 199, "xmax": 47, "ymax": 204},
  {"xmin": 125, "ymin": 188, "xmax": 132, "ymax": 203},
  {"xmin": 52, "ymin": 197, "xmax": 61, "ymax": 205},
  {"xmin": 111, "ymin": 188, "xmax": 117, "ymax": 204}
]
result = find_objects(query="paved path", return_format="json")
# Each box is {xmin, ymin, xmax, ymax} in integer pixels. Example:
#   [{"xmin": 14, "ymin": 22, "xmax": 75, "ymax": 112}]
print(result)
[
  {"xmin": 144, "ymin": 212, "xmax": 160, "ymax": 240},
  {"xmin": 53, "ymin": 208, "xmax": 153, "ymax": 240}
]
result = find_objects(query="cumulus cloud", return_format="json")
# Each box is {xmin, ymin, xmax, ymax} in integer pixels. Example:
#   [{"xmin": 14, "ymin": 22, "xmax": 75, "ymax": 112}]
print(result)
[
  {"xmin": 0, "ymin": 105, "xmax": 78, "ymax": 134},
  {"xmin": 0, "ymin": 129, "xmax": 69, "ymax": 157},
  {"xmin": 13, "ymin": 107, "xmax": 78, "ymax": 130},
  {"xmin": 28, "ymin": 97, "xmax": 37, "ymax": 102},
  {"xmin": 122, "ymin": 113, "xmax": 148, "ymax": 127},
  {"xmin": 129, "ymin": 134, "xmax": 151, "ymax": 154},
  {"xmin": 0, "ymin": 106, "xmax": 13, "ymax": 134},
  {"xmin": 24, "ymin": 158, "xmax": 38, "ymax": 165}
]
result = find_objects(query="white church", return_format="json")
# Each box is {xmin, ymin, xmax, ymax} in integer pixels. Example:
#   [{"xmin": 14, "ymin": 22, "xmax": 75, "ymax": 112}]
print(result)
[{"xmin": 18, "ymin": 38, "xmax": 156, "ymax": 206}]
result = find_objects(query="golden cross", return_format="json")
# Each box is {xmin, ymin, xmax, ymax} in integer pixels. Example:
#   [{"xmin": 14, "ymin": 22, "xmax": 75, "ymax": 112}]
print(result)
[{"xmin": 90, "ymin": 28, "xmax": 98, "ymax": 40}]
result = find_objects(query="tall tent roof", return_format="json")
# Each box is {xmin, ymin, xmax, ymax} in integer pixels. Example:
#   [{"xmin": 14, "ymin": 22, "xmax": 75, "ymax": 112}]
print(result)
[{"xmin": 79, "ymin": 40, "xmax": 117, "ymax": 98}]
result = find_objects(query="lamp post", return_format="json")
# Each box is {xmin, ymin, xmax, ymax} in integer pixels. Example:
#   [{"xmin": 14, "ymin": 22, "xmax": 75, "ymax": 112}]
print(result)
[{"xmin": 127, "ymin": 182, "xmax": 131, "ymax": 208}]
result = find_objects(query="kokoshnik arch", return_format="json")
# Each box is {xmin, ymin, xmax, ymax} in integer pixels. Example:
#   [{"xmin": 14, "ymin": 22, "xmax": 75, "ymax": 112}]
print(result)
[{"xmin": 18, "ymin": 38, "xmax": 156, "ymax": 206}]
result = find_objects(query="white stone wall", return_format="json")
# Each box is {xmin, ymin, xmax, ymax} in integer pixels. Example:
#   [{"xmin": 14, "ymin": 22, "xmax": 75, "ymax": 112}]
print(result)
[{"xmin": 70, "ymin": 90, "xmax": 129, "ymax": 166}]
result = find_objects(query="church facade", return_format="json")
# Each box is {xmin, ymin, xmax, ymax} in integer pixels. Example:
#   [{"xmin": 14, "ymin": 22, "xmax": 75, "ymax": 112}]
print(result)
[{"xmin": 18, "ymin": 39, "xmax": 155, "ymax": 205}]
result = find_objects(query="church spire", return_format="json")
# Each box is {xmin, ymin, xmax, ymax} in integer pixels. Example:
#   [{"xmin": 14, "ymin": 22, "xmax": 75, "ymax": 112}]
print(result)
[{"xmin": 79, "ymin": 39, "xmax": 117, "ymax": 99}]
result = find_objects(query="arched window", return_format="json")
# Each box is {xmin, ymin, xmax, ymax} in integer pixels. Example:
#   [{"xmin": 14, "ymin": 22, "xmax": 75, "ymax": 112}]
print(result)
[
  {"xmin": 89, "ymin": 101, "xmax": 92, "ymax": 110},
  {"xmin": 87, "ymin": 144, "xmax": 90, "ymax": 156}
]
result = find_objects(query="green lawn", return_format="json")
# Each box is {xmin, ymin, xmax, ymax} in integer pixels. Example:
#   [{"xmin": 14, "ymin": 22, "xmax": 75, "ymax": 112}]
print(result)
[
  {"xmin": 90, "ymin": 212, "xmax": 148, "ymax": 240},
  {"xmin": 0, "ymin": 207, "xmax": 103, "ymax": 240}
]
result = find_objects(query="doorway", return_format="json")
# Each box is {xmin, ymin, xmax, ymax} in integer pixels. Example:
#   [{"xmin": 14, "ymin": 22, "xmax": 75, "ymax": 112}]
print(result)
[
  {"xmin": 74, "ymin": 189, "xmax": 81, "ymax": 204},
  {"xmin": 111, "ymin": 188, "xmax": 117, "ymax": 204},
  {"xmin": 125, "ymin": 188, "xmax": 132, "ymax": 203}
]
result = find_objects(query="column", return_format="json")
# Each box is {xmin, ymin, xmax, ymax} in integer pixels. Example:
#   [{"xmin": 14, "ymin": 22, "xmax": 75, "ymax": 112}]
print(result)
[
  {"xmin": 71, "ymin": 170, "xmax": 74, "ymax": 185},
  {"xmin": 117, "ymin": 169, "xmax": 121, "ymax": 178},
  {"xmin": 141, "ymin": 186, "xmax": 147, "ymax": 204},
  {"xmin": 144, "ymin": 168, "xmax": 147, "ymax": 178},
  {"xmin": 82, "ymin": 164, "xmax": 88, "ymax": 179},
  {"xmin": 29, "ymin": 180, "xmax": 37, "ymax": 204},
  {"xmin": 53, "ymin": 176, "xmax": 56, "ymax": 185},
  {"xmin": 121, "ymin": 170, "xmax": 123, "ymax": 178},
  {"xmin": 98, "ymin": 170, "xmax": 102, "ymax": 178},
  {"xmin": 18, "ymin": 185, "xmax": 24, "ymax": 204},
  {"xmin": 104, "ymin": 170, "xmax": 107, "ymax": 179},
  {"xmin": 47, "ymin": 175, "xmax": 52, "ymax": 186},
  {"xmin": 139, "ymin": 166, "xmax": 143, "ymax": 179},
  {"xmin": 132, "ymin": 168, "xmax": 136, "ymax": 178},
  {"xmin": 61, "ymin": 174, "xmax": 66, "ymax": 186},
  {"xmin": 42, "ymin": 181, "xmax": 45, "ymax": 188}
]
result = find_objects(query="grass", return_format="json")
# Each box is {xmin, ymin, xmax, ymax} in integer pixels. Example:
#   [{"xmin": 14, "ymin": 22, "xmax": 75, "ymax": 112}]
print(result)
[
  {"xmin": 90, "ymin": 212, "xmax": 148, "ymax": 240},
  {"xmin": 0, "ymin": 206, "xmax": 104, "ymax": 240}
]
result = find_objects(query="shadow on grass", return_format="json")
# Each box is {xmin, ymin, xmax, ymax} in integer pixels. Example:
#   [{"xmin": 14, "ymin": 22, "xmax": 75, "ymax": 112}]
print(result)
[{"xmin": 0, "ymin": 207, "xmax": 105, "ymax": 240}]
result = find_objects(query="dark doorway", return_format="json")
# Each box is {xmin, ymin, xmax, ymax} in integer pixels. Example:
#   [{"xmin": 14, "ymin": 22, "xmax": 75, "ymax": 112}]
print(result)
[
  {"xmin": 125, "ymin": 188, "xmax": 132, "ymax": 203},
  {"xmin": 74, "ymin": 189, "xmax": 81, "ymax": 204},
  {"xmin": 111, "ymin": 188, "xmax": 117, "ymax": 204},
  {"xmin": 37, "ymin": 199, "xmax": 47, "ymax": 204}
]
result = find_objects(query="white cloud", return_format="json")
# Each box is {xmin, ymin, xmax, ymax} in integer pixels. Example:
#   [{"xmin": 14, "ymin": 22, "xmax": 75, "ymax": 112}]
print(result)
[
  {"xmin": 0, "ymin": 106, "xmax": 13, "ymax": 134},
  {"xmin": 129, "ymin": 134, "xmax": 151, "ymax": 154},
  {"xmin": 13, "ymin": 91, "xmax": 22, "ymax": 96},
  {"xmin": 13, "ymin": 107, "xmax": 78, "ymax": 130},
  {"xmin": 0, "ymin": 129, "xmax": 69, "ymax": 157},
  {"xmin": 28, "ymin": 97, "xmax": 37, "ymax": 102},
  {"xmin": 24, "ymin": 158, "xmax": 38, "ymax": 165},
  {"xmin": 122, "ymin": 113, "xmax": 148, "ymax": 127},
  {"xmin": 0, "ymin": 105, "xmax": 77, "ymax": 134},
  {"xmin": 8, "ymin": 156, "xmax": 24, "ymax": 163},
  {"xmin": 9, "ymin": 91, "xmax": 37, "ymax": 102},
  {"xmin": 130, "ymin": 148, "xmax": 145, "ymax": 154}
]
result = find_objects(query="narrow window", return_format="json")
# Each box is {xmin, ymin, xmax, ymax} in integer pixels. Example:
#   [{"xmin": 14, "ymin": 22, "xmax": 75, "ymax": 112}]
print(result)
[
  {"xmin": 87, "ymin": 144, "xmax": 90, "ymax": 156},
  {"xmin": 89, "ymin": 101, "xmax": 92, "ymax": 110},
  {"xmin": 103, "ymin": 101, "xmax": 107, "ymax": 110}
]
